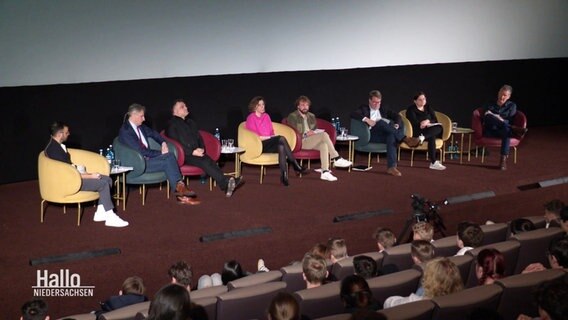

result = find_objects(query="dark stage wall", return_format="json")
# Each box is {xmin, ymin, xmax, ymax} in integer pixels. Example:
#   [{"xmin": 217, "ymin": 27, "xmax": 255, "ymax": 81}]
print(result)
[{"xmin": 1, "ymin": 57, "xmax": 566, "ymax": 184}]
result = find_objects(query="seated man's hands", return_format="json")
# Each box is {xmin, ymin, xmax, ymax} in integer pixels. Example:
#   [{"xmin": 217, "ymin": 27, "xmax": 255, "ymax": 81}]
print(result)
[
  {"xmin": 522, "ymin": 262, "xmax": 546, "ymax": 274},
  {"xmin": 192, "ymin": 148, "xmax": 205, "ymax": 157},
  {"xmin": 161, "ymin": 142, "xmax": 169, "ymax": 154}
]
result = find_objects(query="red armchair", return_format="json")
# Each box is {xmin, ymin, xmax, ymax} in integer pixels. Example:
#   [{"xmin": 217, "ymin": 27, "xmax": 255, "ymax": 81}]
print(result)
[
  {"xmin": 471, "ymin": 107, "xmax": 527, "ymax": 164},
  {"xmin": 281, "ymin": 118, "xmax": 337, "ymax": 169},
  {"xmin": 160, "ymin": 130, "xmax": 221, "ymax": 190}
]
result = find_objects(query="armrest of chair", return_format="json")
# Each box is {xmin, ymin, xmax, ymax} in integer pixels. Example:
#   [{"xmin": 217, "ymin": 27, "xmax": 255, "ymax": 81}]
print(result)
[
  {"xmin": 350, "ymin": 118, "xmax": 370, "ymax": 148},
  {"xmin": 283, "ymin": 123, "xmax": 303, "ymax": 152},
  {"xmin": 113, "ymin": 137, "xmax": 146, "ymax": 178},
  {"xmin": 398, "ymin": 112, "xmax": 413, "ymax": 138},
  {"xmin": 38, "ymin": 152, "xmax": 82, "ymax": 199},
  {"xmin": 435, "ymin": 111, "xmax": 453, "ymax": 141},
  {"xmin": 273, "ymin": 122, "xmax": 297, "ymax": 151},
  {"xmin": 160, "ymin": 132, "xmax": 185, "ymax": 166},
  {"xmin": 471, "ymin": 108, "xmax": 484, "ymax": 140},
  {"xmin": 514, "ymin": 110, "xmax": 527, "ymax": 128},
  {"xmin": 317, "ymin": 118, "xmax": 337, "ymax": 144},
  {"xmin": 238, "ymin": 122, "xmax": 263, "ymax": 160},
  {"xmin": 68, "ymin": 148, "xmax": 110, "ymax": 175},
  {"xmin": 200, "ymin": 130, "xmax": 221, "ymax": 161}
]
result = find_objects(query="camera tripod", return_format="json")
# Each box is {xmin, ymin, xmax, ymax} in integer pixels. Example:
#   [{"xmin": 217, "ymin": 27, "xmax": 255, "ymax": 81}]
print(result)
[{"xmin": 398, "ymin": 194, "xmax": 448, "ymax": 244}]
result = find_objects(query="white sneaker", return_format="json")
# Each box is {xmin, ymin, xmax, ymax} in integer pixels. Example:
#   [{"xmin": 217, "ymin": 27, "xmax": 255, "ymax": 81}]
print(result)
[
  {"xmin": 333, "ymin": 158, "xmax": 352, "ymax": 168},
  {"xmin": 429, "ymin": 161, "xmax": 446, "ymax": 170},
  {"xmin": 314, "ymin": 168, "xmax": 332, "ymax": 173},
  {"xmin": 257, "ymin": 259, "xmax": 270, "ymax": 272},
  {"xmin": 321, "ymin": 171, "xmax": 338, "ymax": 181},
  {"xmin": 419, "ymin": 134, "xmax": 425, "ymax": 144},
  {"xmin": 104, "ymin": 211, "xmax": 129, "ymax": 227},
  {"xmin": 93, "ymin": 209, "xmax": 107, "ymax": 222}
]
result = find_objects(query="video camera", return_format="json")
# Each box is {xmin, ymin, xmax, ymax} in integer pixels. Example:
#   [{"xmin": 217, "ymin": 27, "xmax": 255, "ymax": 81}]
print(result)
[{"xmin": 410, "ymin": 194, "xmax": 448, "ymax": 232}]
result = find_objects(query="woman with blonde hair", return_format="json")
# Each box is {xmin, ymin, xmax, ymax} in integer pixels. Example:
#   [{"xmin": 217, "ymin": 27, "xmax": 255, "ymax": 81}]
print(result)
[{"xmin": 384, "ymin": 257, "xmax": 464, "ymax": 308}]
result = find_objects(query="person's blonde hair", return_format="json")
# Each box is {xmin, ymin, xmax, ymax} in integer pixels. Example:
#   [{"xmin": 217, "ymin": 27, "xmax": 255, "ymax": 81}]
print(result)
[
  {"xmin": 122, "ymin": 276, "xmax": 145, "ymax": 295},
  {"xmin": 327, "ymin": 237, "xmax": 348, "ymax": 260},
  {"xmin": 413, "ymin": 221, "xmax": 434, "ymax": 242},
  {"xmin": 422, "ymin": 257, "xmax": 464, "ymax": 298}
]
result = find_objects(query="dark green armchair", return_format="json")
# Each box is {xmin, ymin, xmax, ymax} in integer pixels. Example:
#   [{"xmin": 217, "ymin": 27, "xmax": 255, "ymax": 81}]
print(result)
[{"xmin": 350, "ymin": 118, "xmax": 387, "ymax": 167}]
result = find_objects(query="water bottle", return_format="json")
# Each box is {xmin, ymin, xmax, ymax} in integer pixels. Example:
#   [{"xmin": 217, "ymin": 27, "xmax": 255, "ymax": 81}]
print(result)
[
  {"xmin": 105, "ymin": 147, "xmax": 112, "ymax": 165},
  {"xmin": 453, "ymin": 142, "xmax": 460, "ymax": 159},
  {"xmin": 200, "ymin": 174, "xmax": 207, "ymax": 184},
  {"xmin": 108, "ymin": 144, "xmax": 115, "ymax": 161},
  {"xmin": 335, "ymin": 117, "xmax": 341, "ymax": 134},
  {"xmin": 447, "ymin": 142, "xmax": 453, "ymax": 160},
  {"xmin": 99, "ymin": 149, "xmax": 104, "ymax": 156},
  {"xmin": 214, "ymin": 128, "xmax": 221, "ymax": 141}
]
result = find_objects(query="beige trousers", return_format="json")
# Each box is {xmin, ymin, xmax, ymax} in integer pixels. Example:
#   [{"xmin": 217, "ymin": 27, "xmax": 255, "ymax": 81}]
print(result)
[{"xmin": 301, "ymin": 132, "xmax": 339, "ymax": 170}]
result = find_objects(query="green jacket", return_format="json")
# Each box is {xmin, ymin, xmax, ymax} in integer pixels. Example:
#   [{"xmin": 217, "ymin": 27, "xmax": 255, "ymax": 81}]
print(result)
[{"xmin": 287, "ymin": 110, "xmax": 317, "ymax": 135}]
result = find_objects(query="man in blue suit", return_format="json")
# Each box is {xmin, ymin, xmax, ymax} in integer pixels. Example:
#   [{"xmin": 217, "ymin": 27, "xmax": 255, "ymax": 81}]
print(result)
[{"xmin": 118, "ymin": 103, "xmax": 199, "ymax": 205}]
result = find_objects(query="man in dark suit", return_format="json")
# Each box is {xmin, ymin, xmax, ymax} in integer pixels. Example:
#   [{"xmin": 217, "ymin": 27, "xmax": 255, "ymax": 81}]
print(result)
[
  {"xmin": 351, "ymin": 90, "xmax": 419, "ymax": 176},
  {"xmin": 166, "ymin": 99, "xmax": 242, "ymax": 197},
  {"xmin": 44, "ymin": 121, "xmax": 129, "ymax": 227},
  {"xmin": 118, "ymin": 103, "xmax": 199, "ymax": 205}
]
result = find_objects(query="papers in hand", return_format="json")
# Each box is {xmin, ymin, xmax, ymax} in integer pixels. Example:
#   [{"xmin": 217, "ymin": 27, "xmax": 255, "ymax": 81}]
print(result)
[
  {"xmin": 379, "ymin": 118, "xmax": 391, "ymax": 124},
  {"xmin": 426, "ymin": 122, "xmax": 442, "ymax": 127},
  {"xmin": 313, "ymin": 129, "xmax": 325, "ymax": 134}
]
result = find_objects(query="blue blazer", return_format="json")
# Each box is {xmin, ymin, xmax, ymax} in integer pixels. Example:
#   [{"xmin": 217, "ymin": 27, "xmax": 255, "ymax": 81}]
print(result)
[{"xmin": 118, "ymin": 121, "xmax": 165, "ymax": 159}]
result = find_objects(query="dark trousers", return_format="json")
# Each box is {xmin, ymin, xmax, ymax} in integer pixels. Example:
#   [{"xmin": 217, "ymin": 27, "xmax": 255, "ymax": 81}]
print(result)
[
  {"xmin": 483, "ymin": 115, "xmax": 512, "ymax": 155},
  {"xmin": 416, "ymin": 125, "xmax": 443, "ymax": 163},
  {"xmin": 145, "ymin": 153, "xmax": 183, "ymax": 191},
  {"xmin": 185, "ymin": 155, "xmax": 229, "ymax": 191},
  {"xmin": 369, "ymin": 120, "xmax": 406, "ymax": 168}
]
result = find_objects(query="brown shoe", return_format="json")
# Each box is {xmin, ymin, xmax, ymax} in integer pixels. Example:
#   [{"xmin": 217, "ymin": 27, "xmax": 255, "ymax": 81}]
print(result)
[
  {"xmin": 402, "ymin": 136, "xmax": 420, "ymax": 148},
  {"xmin": 387, "ymin": 167, "xmax": 402, "ymax": 176},
  {"xmin": 176, "ymin": 195, "xmax": 201, "ymax": 205},
  {"xmin": 511, "ymin": 126, "xmax": 528, "ymax": 138},
  {"xmin": 175, "ymin": 181, "xmax": 196, "ymax": 197}
]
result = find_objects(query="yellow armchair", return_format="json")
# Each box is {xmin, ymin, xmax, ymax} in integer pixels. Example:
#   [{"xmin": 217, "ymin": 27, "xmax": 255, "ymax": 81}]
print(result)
[
  {"xmin": 38, "ymin": 148, "xmax": 109, "ymax": 226},
  {"xmin": 398, "ymin": 111, "xmax": 452, "ymax": 166},
  {"xmin": 237, "ymin": 122, "xmax": 297, "ymax": 183}
]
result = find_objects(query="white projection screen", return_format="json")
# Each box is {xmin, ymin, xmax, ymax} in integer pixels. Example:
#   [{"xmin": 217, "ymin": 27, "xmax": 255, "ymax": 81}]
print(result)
[{"xmin": 1, "ymin": 0, "xmax": 567, "ymax": 87}]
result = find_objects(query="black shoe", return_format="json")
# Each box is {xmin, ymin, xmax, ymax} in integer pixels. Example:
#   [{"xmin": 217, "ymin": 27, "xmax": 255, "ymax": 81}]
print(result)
[
  {"xmin": 225, "ymin": 177, "xmax": 236, "ymax": 198},
  {"xmin": 292, "ymin": 162, "xmax": 308, "ymax": 175},
  {"xmin": 280, "ymin": 171, "xmax": 289, "ymax": 186}
]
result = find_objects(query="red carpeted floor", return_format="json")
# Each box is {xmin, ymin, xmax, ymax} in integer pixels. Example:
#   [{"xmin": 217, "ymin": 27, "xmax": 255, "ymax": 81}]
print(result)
[{"xmin": 1, "ymin": 125, "xmax": 567, "ymax": 318}]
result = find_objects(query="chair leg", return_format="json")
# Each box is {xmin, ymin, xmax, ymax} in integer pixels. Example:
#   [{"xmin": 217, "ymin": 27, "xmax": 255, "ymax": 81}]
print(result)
[
  {"xmin": 367, "ymin": 153, "xmax": 371, "ymax": 168},
  {"xmin": 513, "ymin": 147, "xmax": 517, "ymax": 163},
  {"xmin": 397, "ymin": 147, "xmax": 401, "ymax": 161},
  {"xmin": 259, "ymin": 166, "xmax": 264, "ymax": 184},
  {"xmin": 40, "ymin": 200, "xmax": 46, "ymax": 223},
  {"xmin": 410, "ymin": 150, "xmax": 415, "ymax": 167},
  {"xmin": 481, "ymin": 148, "xmax": 486, "ymax": 163},
  {"xmin": 77, "ymin": 203, "xmax": 82, "ymax": 226},
  {"xmin": 166, "ymin": 180, "xmax": 170, "ymax": 199},
  {"xmin": 142, "ymin": 184, "xmax": 146, "ymax": 205}
]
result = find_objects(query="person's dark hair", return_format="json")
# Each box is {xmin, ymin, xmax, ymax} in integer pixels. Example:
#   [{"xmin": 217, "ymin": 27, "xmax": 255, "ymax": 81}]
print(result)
[
  {"xmin": 500, "ymin": 84, "xmax": 513, "ymax": 94},
  {"xmin": 457, "ymin": 221, "xmax": 484, "ymax": 247},
  {"xmin": 413, "ymin": 91, "xmax": 427, "ymax": 101},
  {"xmin": 353, "ymin": 255, "xmax": 378, "ymax": 279},
  {"xmin": 534, "ymin": 278, "xmax": 568, "ymax": 320},
  {"xmin": 510, "ymin": 218, "xmax": 536, "ymax": 235},
  {"xmin": 221, "ymin": 260, "xmax": 246, "ymax": 285},
  {"xmin": 267, "ymin": 291, "xmax": 300, "ymax": 320},
  {"xmin": 340, "ymin": 274, "xmax": 377, "ymax": 312},
  {"xmin": 467, "ymin": 307, "xmax": 504, "ymax": 320},
  {"xmin": 411, "ymin": 239, "xmax": 436, "ymax": 264},
  {"xmin": 544, "ymin": 199, "xmax": 565, "ymax": 214},
  {"xmin": 147, "ymin": 283, "xmax": 191, "ymax": 320},
  {"xmin": 560, "ymin": 206, "xmax": 568, "ymax": 223},
  {"xmin": 168, "ymin": 261, "xmax": 193, "ymax": 288},
  {"xmin": 21, "ymin": 299, "xmax": 48, "ymax": 320},
  {"xmin": 50, "ymin": 121, "xmax": 67, "ymax": 136},
  {"xmin": 294, "ymin": 95, "xmax": 311, "ymax": 107},
  {"xmin": 172, "ymin": 99, "xmax": 186, "ymax": 111},
  {"xmin": 122, "ymin": 275, "xmax": 146, "ymax": 295},
  {"xmin": 248, "ymin": 96, "xmax": 264, "ymax": 113},
  {"xmin": 548, "ymin": 237, "xmax": 568, "ymax": 268}
]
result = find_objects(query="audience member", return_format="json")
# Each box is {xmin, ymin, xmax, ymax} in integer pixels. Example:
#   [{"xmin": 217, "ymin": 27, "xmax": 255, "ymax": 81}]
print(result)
[
  {"xmin": 44, "ymin": 121, "xmax": 128, "ymax": 227},
  {"xmin": 411, "ymin": 240, "xmax": 436, "ymax": 266},
  {"xmin": 302, "ymin": 252, "xmax": 329, "ymax": 289},
  {"xmin": 560, "ymin": 206, "xmax": 568, "ymax": 235},
  {"xmin": 350, "ymin": 90, "xmax": 420, "ymax": 177},
  {"xmin": 95, "ymin": 276, "xmax": 148, "ymax": 319},
  {"xmin": 481, "ymin": 84, "xmax": 527, "ymax": 170},
  {"xmin": 309, "ymin": 242, "xmax": 329, "ymax": 259},
  {"xmin": 405, "ymin": 91, "xmax": 446, "ymax": 170},
  {"xmin": 522, "ymin": 237, "xmax": 568, "ymax": 273},
  {"xmin": 517, "ymin": 277, "xmax": 568, "ymax": 320},
  {"xmin": 221, "ymin": 259, "xmax": 252, "ymax": 285},
  {"xmin": 328, "ymin": 237, "xmax": 348, "ymax": 264},
  {"xmin": 475, "ymin": 248, "xmax": 505, "ymax": 285},
  {"xmin": 353, "ymin": 255, "xmax": 378, "ymax": 279},
  {"xmin": 372, "ymin": 227, "xmax": 397, "ymax": 252},
  {"xmin": 340, "ymin": 275, "xmax": 381, "ymax": 314},
  {"xmin": 166, "ymin": 99, "xmax": 243, "ymax": 197},
  {"xmin": 245, "ymin": 96, "xmax": 307, "ymax": 186},
  {"xmin": 286, "ymin": 95, "xmax": 352, "ymax": 181},
  {"xmin": 543, "ymin": 199, "xmax": 565, "ymax": 228},
  {"xmin": 168, "ymin": 260, "xmax": 193, "ymax": 291},
  {"xmin": 20, "ymin": 299, "xmax": 49, "ymax": 320},
  {"xmin": 412, "ymin": 221, "xmax": 435, "ymax": 242},
  {"xmin": 455, "ymin": 221, "xmax": 484, "ymax": 256},
  {"xmin": 146, "ymin": 283, "xmax": 191, "ymax": 320},
  {"xmin": 510, "ymin": 218, "xmax": 537, "ymax": 235},
  {"xmin": 383, "ymin": 257, "xmax": 464, "ymax": 308},
  {"xmin": 118, "ymin": 103, "xmax": 199, "ymax": 205},
  {"xmin": 267, "ymin": 292, "xmax": 301, "ymax": 320}
]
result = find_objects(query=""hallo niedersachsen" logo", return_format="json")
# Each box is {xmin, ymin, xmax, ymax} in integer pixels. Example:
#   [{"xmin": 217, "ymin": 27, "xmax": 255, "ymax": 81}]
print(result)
[{"xmin": 32, "ymin": 269, "xmax": 94, "ymax": 297}]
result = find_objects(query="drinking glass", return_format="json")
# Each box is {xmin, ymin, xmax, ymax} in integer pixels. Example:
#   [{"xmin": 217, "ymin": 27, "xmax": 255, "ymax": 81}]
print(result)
[
  {"xmin": 452, "ymin": 122, "xmax": 458, "ymax": 131},
  {"xmin": 222, "ymin": 139, "xmax": 228, "ymax": 151},
  {"xmin": 228, "ymin": 138, "xmax": 234, "ymax": 149},
  {"xmin": 112, "ymin": 159, "xmax": 121, "ymax": 170},
  {"xmin": 340, "ymin": 127, "xmax": 347, "ymax": 138}
]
